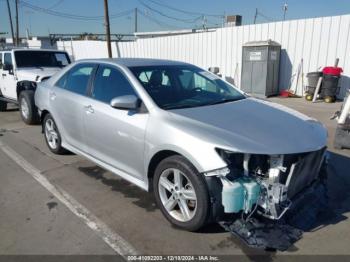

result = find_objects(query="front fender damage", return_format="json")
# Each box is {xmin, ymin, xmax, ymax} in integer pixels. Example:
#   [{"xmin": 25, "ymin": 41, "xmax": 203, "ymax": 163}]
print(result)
[{"xmin": 203, "ymin": 148, "xmax": 329, "ymax": 251}]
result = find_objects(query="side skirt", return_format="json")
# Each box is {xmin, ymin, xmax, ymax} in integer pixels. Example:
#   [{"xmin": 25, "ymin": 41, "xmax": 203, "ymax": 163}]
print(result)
[
  {"xmin": 0, "ymin": 95, "xmax": 18, "ymax": 104},
  {"xmin": 62, "ymin": 142, "xmax": 149, "ymax": 191}
]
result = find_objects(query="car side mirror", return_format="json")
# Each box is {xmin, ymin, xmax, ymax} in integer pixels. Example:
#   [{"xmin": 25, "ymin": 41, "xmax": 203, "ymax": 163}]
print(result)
[
  {"xmin": 110, "ymin": 95, "xmax": 141, "ymax": 110},
  {"xmin": 3, "ymin": 63, "xmax": 13, "ymax": 72}
]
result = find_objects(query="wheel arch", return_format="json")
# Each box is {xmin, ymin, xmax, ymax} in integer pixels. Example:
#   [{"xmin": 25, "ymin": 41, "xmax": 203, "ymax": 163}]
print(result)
[
  {"xmin": 147, "ymin": 149, "xmax": 203, "ymax": 192},
  {"xmin": 16, "ymin": 81, "xmax": 37, "ymax": 98},
  {"xmin": 40, "ymin": 109, "xmax": 50, "ymax": 132}
]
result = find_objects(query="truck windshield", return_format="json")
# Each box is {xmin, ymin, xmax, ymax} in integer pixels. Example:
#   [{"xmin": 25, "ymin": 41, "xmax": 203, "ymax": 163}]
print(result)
[
  {"xmin": 129, "ymin": 65, "xmax": 245, "ymax": 110},
  {"xmin": 14, "ymin": 51, "xmax": 71, "ymax": 68}
]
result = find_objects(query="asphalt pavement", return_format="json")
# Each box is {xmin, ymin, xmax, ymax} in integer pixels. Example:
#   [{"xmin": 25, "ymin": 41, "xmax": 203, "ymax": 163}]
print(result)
[{"xmin": 0, "ymin": 98, "xmax": 350, "ymax": 258}]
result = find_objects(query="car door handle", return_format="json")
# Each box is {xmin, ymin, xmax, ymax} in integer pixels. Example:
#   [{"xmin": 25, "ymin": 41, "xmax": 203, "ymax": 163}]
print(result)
[
  {"xmin": 49, "ymin": 91, "xmax": 56, "ymax": 100},
  {"xmin": 84, "ymin": 105, "xmax": 94, "ymax": 114}
]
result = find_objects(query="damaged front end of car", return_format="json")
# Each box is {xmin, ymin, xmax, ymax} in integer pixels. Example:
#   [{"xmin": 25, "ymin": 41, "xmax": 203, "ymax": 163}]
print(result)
[{"xmin": 204, "ymin": 147, "xmax": 328, "ymax": 251}]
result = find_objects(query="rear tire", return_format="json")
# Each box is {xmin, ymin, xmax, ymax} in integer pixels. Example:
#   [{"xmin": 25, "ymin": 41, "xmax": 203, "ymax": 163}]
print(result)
[
  {"xmin": 43, "ymin": 113, "xmax": 67, "ymax": 155},
  {"xmin": 19, "ymin": 90, "xmax": 40, "ymax": 125},
  {"xmin": 0, "ymin": 101, "xmax": 7, "ymax": 112},
  {"xmin": 153, "ymin": 155, "xmax": 210, "ymax": 231}
]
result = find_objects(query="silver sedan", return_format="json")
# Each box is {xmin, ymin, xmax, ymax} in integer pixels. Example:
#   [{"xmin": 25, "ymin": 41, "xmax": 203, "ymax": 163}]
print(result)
[{"xmin": 35, "ymin": 58, "xmax": 327, "ymax": 231}]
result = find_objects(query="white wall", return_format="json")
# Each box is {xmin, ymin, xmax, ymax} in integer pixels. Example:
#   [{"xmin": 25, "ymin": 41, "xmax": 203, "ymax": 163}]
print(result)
[
  {"xmin": 57, "ymin": 40, "xmax": 120, "ymax": 60},
  {"xmin": 27, "ymin": 38, "xmax": 56, "ymax": 49},
  {"xmin": 57, "ymin": 14, "xmax": 350, "ymax": 97}
]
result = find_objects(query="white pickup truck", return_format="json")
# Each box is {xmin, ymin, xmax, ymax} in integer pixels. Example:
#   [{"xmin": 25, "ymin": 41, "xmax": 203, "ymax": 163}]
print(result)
[{"xmin": 0, "ymin": 49, "xmax": 71, "ymax": 124}]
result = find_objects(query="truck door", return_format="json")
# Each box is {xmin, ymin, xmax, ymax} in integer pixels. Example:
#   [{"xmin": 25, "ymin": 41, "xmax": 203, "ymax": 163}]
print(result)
[{"xmin": 1, "ymin": 52, "xmax": 17, "ymax": 100}]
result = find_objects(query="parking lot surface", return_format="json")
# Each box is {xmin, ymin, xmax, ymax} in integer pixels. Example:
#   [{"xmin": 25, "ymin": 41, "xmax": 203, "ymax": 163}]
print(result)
[{"xmin": 1, "ymin": 98, "xmax": 350, "ymax": 257}]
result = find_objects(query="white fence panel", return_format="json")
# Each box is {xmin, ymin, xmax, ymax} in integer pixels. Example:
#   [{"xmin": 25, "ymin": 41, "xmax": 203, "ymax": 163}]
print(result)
[{"xmin": 57, "ymin": 14, "xmax": 350, "ymax": 97}]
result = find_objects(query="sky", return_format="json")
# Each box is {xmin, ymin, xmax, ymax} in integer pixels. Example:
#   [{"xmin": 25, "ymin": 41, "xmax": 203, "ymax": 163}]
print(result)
[{"xmin": 1, "ymin": 0, "xmax": 350, "ymax": 37}]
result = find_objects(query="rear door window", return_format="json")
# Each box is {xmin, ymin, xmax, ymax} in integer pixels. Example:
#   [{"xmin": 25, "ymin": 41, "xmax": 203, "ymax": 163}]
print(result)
[{"xmin": 56, "ymin": 64, "xmax": 95, "ymax": 95}]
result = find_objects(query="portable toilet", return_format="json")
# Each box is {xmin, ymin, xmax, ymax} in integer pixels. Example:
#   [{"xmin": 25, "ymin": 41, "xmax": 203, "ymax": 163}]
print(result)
[{"xmin": 241, "ymin": 40, "xmax": 281, "ymax": 97}]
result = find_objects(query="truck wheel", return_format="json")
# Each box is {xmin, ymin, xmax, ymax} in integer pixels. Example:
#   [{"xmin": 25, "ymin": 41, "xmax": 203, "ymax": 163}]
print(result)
[
  {"xmin": 43, "ymin": 113, "xmax": 67, "ymax": 154},
  {"xmin": 19, "ymin": 90, "xmax": 40, "ymax": 125},
  {"xmin": 0, "ymin": 101, "xmax": 7, "ymax": 112},
  {"xmin": 153, "ymin": 155, "xmax": 210, "ymax": 231}
]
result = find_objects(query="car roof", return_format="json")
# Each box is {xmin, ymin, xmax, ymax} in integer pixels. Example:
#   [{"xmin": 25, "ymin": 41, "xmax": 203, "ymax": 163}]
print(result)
[
  {"xmin": 11, "ymin": 48, "xmax": 67, "ymax": 52},
  {"xmin": 80, "ymin": 58, "xmax": 192, "ymax": 67}
]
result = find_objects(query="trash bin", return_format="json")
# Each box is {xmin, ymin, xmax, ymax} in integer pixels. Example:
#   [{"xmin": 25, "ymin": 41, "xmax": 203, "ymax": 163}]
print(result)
[
  {"xmin": 321, "ymin": 66, "xmax": 343, "ymax": 103},
  {"xmin": 305, "ymin": 72, "xmax": 322, "ymax": 101}
]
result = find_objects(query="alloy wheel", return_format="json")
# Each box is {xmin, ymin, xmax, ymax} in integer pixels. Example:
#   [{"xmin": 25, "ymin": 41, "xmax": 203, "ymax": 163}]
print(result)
[
  {"xmin": 158, "ymin": 168, "xmax": 197, "ymax": 222},
  {"xmin": 45, "ymin": 119, "xmax": 59, "ymax": 150}
]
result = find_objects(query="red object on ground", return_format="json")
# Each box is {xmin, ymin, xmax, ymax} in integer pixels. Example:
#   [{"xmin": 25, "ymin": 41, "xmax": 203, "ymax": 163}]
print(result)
[
  {"xmin": 279, "ymin": 90, "xmax": 299, "ymax": 98},
  {"xmin": 280, "ymin": 90, "xmax": 291, "ymax": 97},
  {"xmin": 322, "ymin": 66, "xmax": 343, "ymax": 76}
]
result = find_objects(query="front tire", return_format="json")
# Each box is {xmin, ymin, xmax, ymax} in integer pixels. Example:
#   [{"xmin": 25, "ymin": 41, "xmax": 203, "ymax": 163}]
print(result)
[
  {"xmin": 43, "ymin": 113, "xmax": 67, "ymax": 155},
  {"xmin": 153, "ymin": 155, "xmax": 210, "ymax": 231},
  {"xmin": 19, "ymin": 90, "xmax": 40, "ymax": 125}
]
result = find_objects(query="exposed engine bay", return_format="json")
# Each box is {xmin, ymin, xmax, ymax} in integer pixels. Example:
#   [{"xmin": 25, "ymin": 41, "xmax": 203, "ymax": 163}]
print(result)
[
  {"xmin": 214, "ymin": 148, "xmax": 327, "ymax": 220},
  {"xmin": 205, "ymin": 148, "xmax": 328, "ymax": 250}
]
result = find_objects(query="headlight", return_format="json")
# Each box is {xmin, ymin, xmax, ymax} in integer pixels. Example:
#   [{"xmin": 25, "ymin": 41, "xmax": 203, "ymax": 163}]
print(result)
[
  {"xmin": 215, "ymin": 148, "xmax": 244, "ymax": 166},
  {"xmin": 216, "ymin": 148, "xmax": 270, "ymax": 177}
]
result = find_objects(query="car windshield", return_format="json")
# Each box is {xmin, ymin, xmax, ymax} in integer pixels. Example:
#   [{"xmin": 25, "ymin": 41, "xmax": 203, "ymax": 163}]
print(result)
[
  {"xmin": 129, "ymin": 65, "xmax": 245, "ymax": 110},
  {"xmin": 14, "ymin": 51, "xmax": 71, "ymax": 68}
]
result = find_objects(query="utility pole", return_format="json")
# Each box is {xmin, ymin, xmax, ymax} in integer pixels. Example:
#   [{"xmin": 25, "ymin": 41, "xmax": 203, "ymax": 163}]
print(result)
[
  {"xmin": 202, "ymin": 15, "xmax": 207, "ymax": 31},
  {"xmin": 254, "ymin": 8, "xmax": 258, "ymax": 24},
  {"xmin": 283, "ymin": 3, "xmax": 288, "ymax": 21},
  {"xmin": 222, "ymin": 12, "xmax": 226, "ymax": 28},
  {"xmin": 134, "ymin": 8, "xmax": 138, "ymax": 33},
  {"xmin": 15, "ymin": 0, "xmax": 19, "ymax": 46},
  {"xmin": 6, "ymin": 0, "xmax": 15, "ymax": 45},
  {"xmin": 104, "ymin": 0, "xmax": 112, "ymax": 58}
]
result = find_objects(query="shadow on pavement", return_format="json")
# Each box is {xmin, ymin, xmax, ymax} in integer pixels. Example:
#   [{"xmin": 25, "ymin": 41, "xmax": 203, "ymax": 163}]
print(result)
[
  {"xmin": 310, "ymin": 151, "xmax": 350, "ymax": 231},
  {"xmin": 76, "ymin": 150, "xmax": 350, "ymax": 256},
  {"xmin": 78, "ymin": 165, "xmax": 158, "ymax": 212}
]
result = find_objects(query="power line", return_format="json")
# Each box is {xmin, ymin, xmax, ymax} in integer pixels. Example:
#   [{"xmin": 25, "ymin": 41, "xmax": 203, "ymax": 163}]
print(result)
[
  {"xmin": 138, "ymin": 9, "xmax": 179, "ymax": 30},
  {"xmin": 139, "ymin": 0, "xmax": 202, "ymax": 24},
  {"xmin": 253, "ymin": 8, "xmax": 275, "ymax": 23},
  {"xmin": 47, "ymin": 0, "xmax": 65, "ymax": 10},
  {"xmin": 143, "ymin": 0, "xmax": 223, "ymax": 18},
  {"xmin": 19, "ymin": 0, "xmax": 133, "ymax": 21},
  {"xmin": 258, "ymin": 11, "xmax": 274, "ymax": 22}
]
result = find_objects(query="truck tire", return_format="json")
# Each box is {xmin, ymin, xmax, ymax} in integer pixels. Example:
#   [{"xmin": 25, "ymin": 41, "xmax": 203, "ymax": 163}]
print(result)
[
  {"xmin": 18, "ymin": 90, "xmax": 40, "ymax": 125},
  {"xmin": 153, "ymin": 155, "xmax": 210, "ymax": 231},
  {"xmin": 0, "ymin": 101, "xmax": 7, "ymax": 112}
]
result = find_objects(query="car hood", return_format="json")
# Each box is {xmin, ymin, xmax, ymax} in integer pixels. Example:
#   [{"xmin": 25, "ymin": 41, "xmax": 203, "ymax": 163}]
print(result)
[
  {"xmin": 16, "ymin": 67, "xmax": 62, "ymax": 82},
  {"xmin": 167, "ymin": 97, "xmax": 327, "ymax": 155}
]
